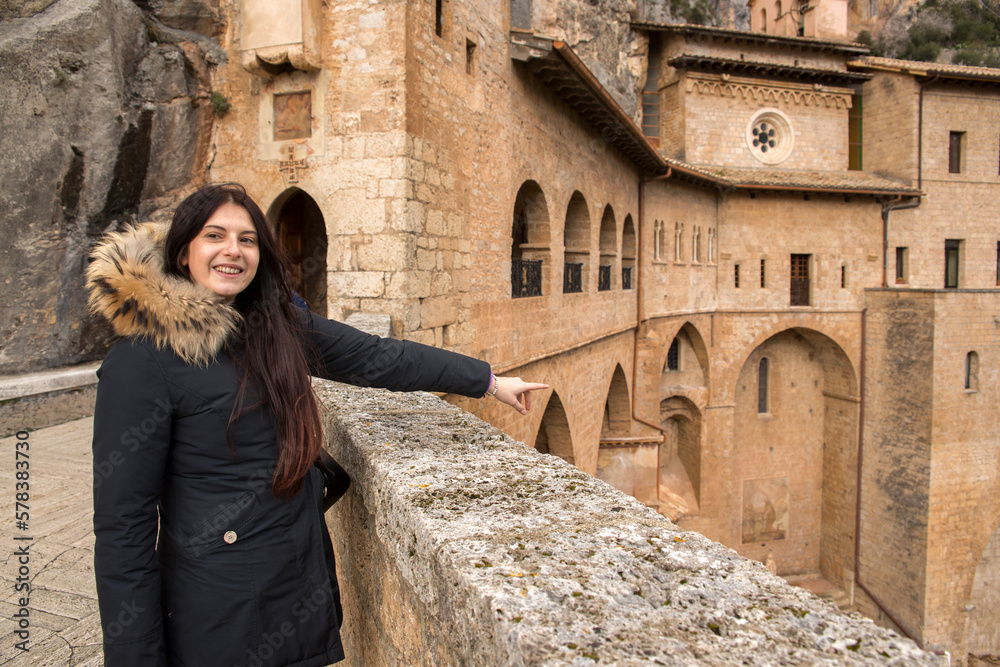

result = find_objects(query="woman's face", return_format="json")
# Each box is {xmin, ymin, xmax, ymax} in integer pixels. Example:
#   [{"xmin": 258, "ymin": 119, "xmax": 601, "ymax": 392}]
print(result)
[{"xmin": 180, "ymin": 202, "xmax": 260, "ymax": 303}]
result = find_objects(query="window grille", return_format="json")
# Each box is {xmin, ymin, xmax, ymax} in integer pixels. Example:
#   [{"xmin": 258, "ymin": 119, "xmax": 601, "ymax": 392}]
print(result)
[
  {"xmin": 790, "ymin": 254, "xmax": 810, "ymax": 306},
  {"xmin": 511, "ymin": 259, "xmax": 542, "ymax": 298},
  {"xmin": 598, "ymin": 265, "xmax": 612, "ymax": 291},
  {"xmin": 667, "ymin": 338, "xmax": 679, "ymax": 371},
  {"xmin": 563, "ymin": 262, "xmax": 583, "ymax": 293}
]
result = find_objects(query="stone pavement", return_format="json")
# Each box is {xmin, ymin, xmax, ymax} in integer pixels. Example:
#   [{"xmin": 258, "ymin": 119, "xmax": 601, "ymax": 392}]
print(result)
[{"xmin": 0, "ymin": 418, "xmax": 102, "ymax": 666}]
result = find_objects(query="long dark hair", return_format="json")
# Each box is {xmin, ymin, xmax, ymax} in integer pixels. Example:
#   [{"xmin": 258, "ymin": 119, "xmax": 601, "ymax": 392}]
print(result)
[{"xmin": 164, "ymin": 183, "xmax": 322, "ymax": 500}]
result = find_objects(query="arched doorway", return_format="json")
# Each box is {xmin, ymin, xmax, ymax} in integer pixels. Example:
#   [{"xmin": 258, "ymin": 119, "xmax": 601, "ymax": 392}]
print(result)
[
  {"xmin": 659, "ymin": 396, "xmax": 701, "ymax": 518},
  {"xmin": 535, "ymin": 392, "xmax": 573, "ymax": 465},
  {"xmin": 596, "ymin": 365, "xmax": 659, "ymax": 508},
  {"xmin": 733, "ymin": 328, "xmax": 858, "ymax": 586},
  {"xmin": 270, "ymin": 189, "xmax": 327, "ymax": 316}
]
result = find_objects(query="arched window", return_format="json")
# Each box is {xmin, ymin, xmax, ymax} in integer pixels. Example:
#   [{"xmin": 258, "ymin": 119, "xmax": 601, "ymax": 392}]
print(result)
[
  {"xmin": 563, "ymin": 192, "xmax": 591, "ymax": 294},
  {"xmin": 511, "ymin": 181, "xmax": 550, "ymax": 298},
  {"xmin": 758, "ymin": 357, "xmax": 770, "ymax": 413},
  {"xmin": 965, "ymin": 351, "xmax": 979, "ymax": 390},
  {"xmin": 761, "ymin": 8, "xmax": 768, "ymax": 32},
  {"xmin": 598, "ymin": 205, "xmax": 616, "ymax": 291},
  {"xmin": 667, "ymin": 338, "xmax": 680, "ymax": 371},
  {"xmin": 622, "ymin": 215, "xmax": 636, "ymax": 290}
]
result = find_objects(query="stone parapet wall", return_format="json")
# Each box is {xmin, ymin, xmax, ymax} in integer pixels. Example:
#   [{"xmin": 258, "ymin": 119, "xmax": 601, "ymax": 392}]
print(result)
[{"xmin": 316, "ymin": 379, "xmax": 938, "ymax": 666}]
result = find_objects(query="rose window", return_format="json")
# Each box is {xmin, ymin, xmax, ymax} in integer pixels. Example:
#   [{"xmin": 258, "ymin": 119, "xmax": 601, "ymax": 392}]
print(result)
[
  {"xmin": 745, "ymin": 109, "xmax": 793, "ymax": 165},
  {"xmin": 751, "ymin": 121, "xmax": 777, "ymax": 153}
]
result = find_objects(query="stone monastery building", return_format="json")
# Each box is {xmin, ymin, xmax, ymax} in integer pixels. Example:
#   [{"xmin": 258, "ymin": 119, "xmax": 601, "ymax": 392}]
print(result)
[{"xmin": 198, "ymin": 0, "xmax": 1000, "ymax": 660}]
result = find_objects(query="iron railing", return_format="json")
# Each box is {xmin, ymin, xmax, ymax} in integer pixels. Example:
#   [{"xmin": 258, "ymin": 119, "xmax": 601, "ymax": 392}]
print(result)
[
  {"xmin": 598, "ymin": 265, "xmax": 612, "ymax": 291},
  {"xmin": 563, "ymin": 263, "xmax": 583, "ymax": 293},
  {"xmin": 511, "ymin": 259, "xmax": 542, "ymax": 298}
]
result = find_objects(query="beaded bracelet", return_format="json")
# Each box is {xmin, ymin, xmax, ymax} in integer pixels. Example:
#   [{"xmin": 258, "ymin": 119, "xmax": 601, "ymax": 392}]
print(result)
[{"xmin": 483, "ymin": 372, "xmax": 498, "ymax": 399}]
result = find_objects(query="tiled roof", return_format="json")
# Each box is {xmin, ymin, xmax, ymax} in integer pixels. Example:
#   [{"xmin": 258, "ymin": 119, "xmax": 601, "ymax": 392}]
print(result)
[
  {"xmin": 667, "ymin": 54, "xmax": 871, "ymax": 85},
  {"xmin": 631, "ymin": 22, "xmax": 869, "ymax": 54},
  {"xmin": 510, "ymin": 32, "xmax": 668, "ymax": 174},
  {"xmin": 694, "ymin": 164, "xmax": 921, "ymax": 195},
  {"xmin": 849, "ymin": 56, "xmax": 1000, "ymax": 83}
]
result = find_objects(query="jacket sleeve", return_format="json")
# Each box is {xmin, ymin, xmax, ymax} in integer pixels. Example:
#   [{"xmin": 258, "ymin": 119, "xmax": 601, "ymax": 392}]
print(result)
[
  {"xmin": 92, "ymin": 341, "xmax": 171, "ymax": 666},
  {"xmin": 303, "ymin": 311, "xmax": 492, "ymax": 398}
]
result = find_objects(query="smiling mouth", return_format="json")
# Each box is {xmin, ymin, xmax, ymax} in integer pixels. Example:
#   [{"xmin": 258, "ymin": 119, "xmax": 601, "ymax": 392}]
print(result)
[{"xmin": 214, "ymin": 266, "xmax": 243, "ymax": 275}]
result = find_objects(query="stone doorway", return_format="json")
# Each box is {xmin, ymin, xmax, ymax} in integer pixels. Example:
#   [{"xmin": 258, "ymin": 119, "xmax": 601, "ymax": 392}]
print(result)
[{"xmin": 270, "ymin": 188, "xmax": 327, "ymax": 316}]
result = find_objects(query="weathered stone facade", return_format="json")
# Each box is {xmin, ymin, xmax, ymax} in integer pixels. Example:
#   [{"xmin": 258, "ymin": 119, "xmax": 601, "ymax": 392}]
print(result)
[
  {"xmin": 3, "ymin": 0, "xmax": 999, "ymax": 662},
  {"xmin": 202, "ymin": 1, "xmax": 1000, "ymax": 662}
]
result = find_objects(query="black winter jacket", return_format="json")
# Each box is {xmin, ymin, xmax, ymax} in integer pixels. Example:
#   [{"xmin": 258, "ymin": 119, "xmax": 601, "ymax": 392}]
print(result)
[{"xmin": 87, "ymin": 223, "xmax": 490, "ymax": 666}]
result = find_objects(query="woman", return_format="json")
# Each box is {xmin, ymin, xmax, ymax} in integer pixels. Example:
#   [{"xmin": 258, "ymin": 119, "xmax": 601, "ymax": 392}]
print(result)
[{"xmin": 87, "ymin": 183, "xmax": 546, "ymax": 666}]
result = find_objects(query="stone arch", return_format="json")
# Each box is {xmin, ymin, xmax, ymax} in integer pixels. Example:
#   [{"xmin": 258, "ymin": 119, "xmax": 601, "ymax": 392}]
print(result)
[
  {"xmin": 511, "ymin": 180, "xmax": 550, "ymax": 298},
  {"xmin": 622, "ymin": 214, "xmax": 636, "ymax": 291},
  {"xmin": 659, "ymin": 395, "xmax": 701, "ymax": 514},
  {"xmin": 268, "ymin": 188, "xmax": 328, "ymax": 316},
  {"xmin": 601, "ymin": 364, "xmax": 631, "ymax": 437},
  {"xmin": 732, "ymin": 327, "xmax": 858, "ymax": 587},
  {"xmin": 563, "ymin": 191, "xmax": 591, "ymax": 293},
  {"xmin": 535, "ymin": 391, "xmax": 573, "ymax": 465},
  {"xmin": 661, "ymin": 322, "xmax": 709, "ymax": 388},
  {"xmin": 598, "ymin": 204, "xmax": 616, "ymax": 291},
  {"xmin": 966, "ymin": 516, "xmax": 1000, "ymax": 659}
]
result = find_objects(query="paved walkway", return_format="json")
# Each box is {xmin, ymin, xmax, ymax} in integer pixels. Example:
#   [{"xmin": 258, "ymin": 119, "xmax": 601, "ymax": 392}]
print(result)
[{"xmin": 0, "ymin": 418, "xmax": 101, "ymax": 666}]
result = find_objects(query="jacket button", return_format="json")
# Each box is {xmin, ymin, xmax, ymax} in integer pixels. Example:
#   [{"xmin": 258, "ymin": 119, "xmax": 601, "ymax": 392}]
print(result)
[{"xmin": 223, "ymin": 531, "xmax": 237, "ymax": 544}]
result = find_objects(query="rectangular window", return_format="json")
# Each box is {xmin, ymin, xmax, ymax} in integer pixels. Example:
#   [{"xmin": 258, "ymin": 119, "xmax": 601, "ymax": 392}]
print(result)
[
  {"xmin": 848, "ymin": 91, "xmax": 863, "ymax": 171},
  {"xmin": 435, "ymin": 0, "xmax": 445, "ymax": 37},
  {"xmin": 945, "ymin": 240, "xmax": 961, "ymax": 288},
  {"xmin": 895, "ymin": 247, "xmax": 908, "ymax": 284},
  {"xmin": 622, "ymin": 266, "xmax": 632, "ymax": 290},
  {"xmin": 949, "ymin": 132, "xmax": 964, "ymax": 174},
  {"xmin": 465, "ymin": 39, "xmax": 476, "ymax": 75},
  {"xmin": 790, "ymin": 254, "xmax": 810, "ymax": 306},
  {"xmin": 760, "ymin": 259, "xmax": 766, "ymax": 288},
  {"xmin": 841, "ymin": 264, "xmax": 847, "ymax": 289},
  {"xmin": 996, "ymin": 242, "xmax": 999, "ymax": 285},
  {"xmin": 758, "ymin": 358, "xmax": 769, "ymax": 414},
  {"xmin": 734, "ymin": 264, "xmax": 741, "ymax": 288}
]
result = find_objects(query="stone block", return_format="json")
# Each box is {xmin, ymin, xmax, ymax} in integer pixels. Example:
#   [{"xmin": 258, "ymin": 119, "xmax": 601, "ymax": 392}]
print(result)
[
  {"xmin": 355, "ymin": 235, "xmax": 412, "ymax": 271},
  {"xmin": 331, "ymin": 191, "xmax": 386, "ymax": 235},
  {"xmin": 420, "ymin": 295, "xmax": 456, "ymax": 329},
  {"xmin": 416, "ymin": 249, "xmax": 436, "ymax": 272},
  {"xmin": 330, "ymin": 271, "xmax": 385, "ymax": 298}
]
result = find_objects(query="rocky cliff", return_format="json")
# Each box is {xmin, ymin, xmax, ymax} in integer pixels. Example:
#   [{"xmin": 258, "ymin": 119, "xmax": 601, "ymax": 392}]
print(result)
[{"xmin": 0, "ymin": 0, "xmax": 222, "ymax": 373}]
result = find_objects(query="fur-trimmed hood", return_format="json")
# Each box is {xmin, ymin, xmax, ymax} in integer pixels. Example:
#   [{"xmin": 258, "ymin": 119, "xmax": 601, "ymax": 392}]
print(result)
[{"xmin": 86, "ymin": 222, "xmax": 241, "ymax": 365}]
